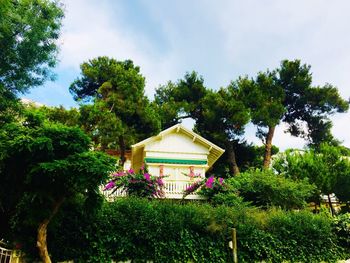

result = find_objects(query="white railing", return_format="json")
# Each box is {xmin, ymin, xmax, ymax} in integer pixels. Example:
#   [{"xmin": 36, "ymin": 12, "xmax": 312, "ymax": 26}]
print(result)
[
  {"xmin": 101, "ymin": 180, "xmax": 204, "ymax": 201},
  {"xmin": 0, "ymin": 245, "xmax": 23, "ymax": 263},
  {"xmin": 101, "ymin": 186, "xmax": 127, "ymax": 202},
  {"xmin": 164, "ymin": 180, "xmax": 204, "ymax": 199}
]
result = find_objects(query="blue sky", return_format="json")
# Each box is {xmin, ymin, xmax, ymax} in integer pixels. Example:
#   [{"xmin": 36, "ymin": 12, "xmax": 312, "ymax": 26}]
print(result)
[{"xmin": 24, "ymin": 0, "xmax": 350, "ymax": 150}]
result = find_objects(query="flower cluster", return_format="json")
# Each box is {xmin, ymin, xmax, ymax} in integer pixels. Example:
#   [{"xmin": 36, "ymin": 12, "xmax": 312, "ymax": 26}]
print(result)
[
  {"xmin": 183, "ymin": 180, "xmax": 203, "ymax": 196},
  {"xmin": 183, "ymin": 175, "xmax": 225, "ymax": 199},
  {"xmin": 200, "ymin": 176, "xmax": 225, "ymax": 199},
  {"xmin": 104, "ymin": 167, "xmax": 166, "ymax": 198}
]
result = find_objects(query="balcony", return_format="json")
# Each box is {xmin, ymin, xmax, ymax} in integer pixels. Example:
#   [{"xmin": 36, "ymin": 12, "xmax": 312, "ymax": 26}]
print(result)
[{"xmin": 101, "ymin": 180, "xmax": 204, "ymax": 201}]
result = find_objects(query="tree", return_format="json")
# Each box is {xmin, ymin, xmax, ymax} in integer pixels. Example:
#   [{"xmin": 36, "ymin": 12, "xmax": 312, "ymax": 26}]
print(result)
[
  {"xmin": 24, "ymin": 104, "xmax": 81, "ymax": 127},
  {"xmin": 154, "ymin": 72, "xmax": 251, "ymax": 176},
  {"xmin": 239, "ymin": 60, "xmax": 349, "ymax": 168},
  {"xmin": 154, "ymin": 71, "xmax": 208, "ymax": 128},
  {"xmin": 0, "ymin": 0, "xmax": 64, "ymax": 94},
  {"xmin": 153, "ymin": 81, "xmax": 184, "ymax": 128},
  {"xmin": 0, "ymin": 113, "xmax": 116, "ymax": 262},
  {"xmin": 69, "ymin": 57, "xmax": 160, "ymax": 164},
  {"xmin": 280, "ymin": 60, "xmax": 349, "ymax": 147},
  {"xmin": 273, "ymin": 144, "xmax": 350, "ymax": 215},
  {"xmin": 0, "ymin": 0, "xmax": 63, "ymax": 124},
  {"xmin": 195, "ymin": 86, "xmax": 250, "ymax": 175},
  {"xmin": 239, "ymin": 72, "xmax": 285, "ymax": 168}
]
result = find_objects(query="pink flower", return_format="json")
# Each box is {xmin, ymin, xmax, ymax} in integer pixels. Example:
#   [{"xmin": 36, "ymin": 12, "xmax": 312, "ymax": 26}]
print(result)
[
  {"xmin": 219, "ymin": 177, "xmax": 224, "ymax": 185},
  {"xmin": 144, "ymin": 173, "xmax": 151, "ymax": 181},
  {"xmin": 112, "ymin": 171, "xmax": 125, "ymax": 177},
  {"xmin": 156, "ymin": 178, "xmax": 164, "ymax": 186},
  {"xmin": 104, "ymin": 181, "xmax": 115, "ymax": 190},
  {"xmin": 128, "ymin": 168, "xmax": 135, "ymax": 174},
  {"xmin": 205, "ymin": 176, "xmax": 215, "ymax": 188}
]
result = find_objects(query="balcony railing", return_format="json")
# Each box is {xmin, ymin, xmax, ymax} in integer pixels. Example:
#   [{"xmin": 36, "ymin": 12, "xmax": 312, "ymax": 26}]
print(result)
[{"xmin": 101, "ymin": 180, "xmax": 204, "ymax": 201}]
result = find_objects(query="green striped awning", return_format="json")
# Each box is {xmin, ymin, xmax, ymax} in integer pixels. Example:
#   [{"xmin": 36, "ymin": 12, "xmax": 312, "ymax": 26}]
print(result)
[{"xmin": 144, "ymin": 157, "xmax": 207, "ymax": 165}]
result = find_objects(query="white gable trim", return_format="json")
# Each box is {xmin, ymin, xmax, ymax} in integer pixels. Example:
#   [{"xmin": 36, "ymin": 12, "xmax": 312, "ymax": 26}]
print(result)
[{"xmin": 131, "ymin": 124, "xmax": 225, "ymax": 170}]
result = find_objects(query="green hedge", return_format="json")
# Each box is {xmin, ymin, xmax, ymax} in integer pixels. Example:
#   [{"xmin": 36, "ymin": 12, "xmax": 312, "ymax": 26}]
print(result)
[{"xmin": 45, "ymin": 198, "xmax": 349, "ymax": 263}]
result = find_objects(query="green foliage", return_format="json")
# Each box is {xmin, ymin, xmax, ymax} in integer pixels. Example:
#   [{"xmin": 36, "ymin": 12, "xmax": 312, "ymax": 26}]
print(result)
[
  {"xmin": 227, "ymin": 169, "xmax": 316, "ymax": 209},
  {"xmin": 70, "ymin": 56, "xmax": 160, "ymax": 155},
  {"xmin": 280, "ymin": 60, "xmax": 349, "ymax": 147},
  {"xmin": 0, "ymin": 115, "xmax": 116, "ymax": 252},
  {"xmin": 333, "ymin": 213, "xmax": 350, "ymax": 248},
  {"xmin": 154, "ymin": 71, "xmax": 208, "ymax": 128},
  {"xmin": 239, "ymin": 72, "xmax": 285, "ymax": 129},
  {"xmin": 79, "ymin": 102, "xmax": 123, "ymax": 149},
  {"xmin": 261, "ymin": 210, "xmax": 346, "ymax": 262},
  {"xmin": 197, "ymin": 87, "xmax": 250, "ymax": 174},
  {"xmin": 237, "ymin": 59, "xmax": 349, "ymax": 168},
  {"xmin": 45, "ymin": 198, "xmax": 348, "ymax": 263},
  {"xmin": 0, "ymin": 0, "xmax": 64, "ymax": 93},
  {"xmin": 29, "ymin": 104, "xmax": 81, "ymax": 127},
  {"xmin": 273, "ymin": 144, "xmax": 350, "ymax": 203},
  {"xmin": 0, "ymin": 0, "xmax": 63, "ymax": 126}
]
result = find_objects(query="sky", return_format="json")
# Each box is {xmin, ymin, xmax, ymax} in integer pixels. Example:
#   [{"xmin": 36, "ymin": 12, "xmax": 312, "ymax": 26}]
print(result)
[{"xmin": 24, "ymin": 0, "xmax": 350, "ymax": 150}]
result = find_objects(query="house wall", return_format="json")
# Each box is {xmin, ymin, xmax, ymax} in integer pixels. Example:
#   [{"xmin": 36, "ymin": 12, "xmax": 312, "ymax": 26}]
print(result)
[
  {"xmin": 145, "ymin": 133, "xmax": 209, "ymax": 160},
  {"xmin": 143, "ymin": 132, "xmax": 209, "ymax": 179}
]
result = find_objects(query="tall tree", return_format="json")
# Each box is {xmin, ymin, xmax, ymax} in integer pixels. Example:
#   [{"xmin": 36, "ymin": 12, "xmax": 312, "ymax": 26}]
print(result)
[
  {"xmin": 240, "ymin": 60, "xmax": 349, "ymax": 168},
  {"xmin": 0, "ymin": 0, "xmax": 64, "ymax": 94},
  {"xmin": 69, "ymin": 57, "xmax": 160, "ymax": 164},
  {"xmin": 155, "ymin": 72, "xmax": 251, "ymax": 176},
  {"xmin": 195, "ymin": 86, "xmax": 250, "ymax": 175},
  {"xmin": 280, "ymin": 60, "xmax": 349, "ymax": 147},
  {"xmin": 0, "ymin": 113, "xmax": 115, "ymax": 263},
  {"xmin": 154, "ymin": 71, "xmax": 208, "ymax": 128},
  {"xmin": 0, "ymin": 0, "xmax": 63, "ymax": 124},
  {"xmin": 239, "ymin": 72, "xmax": 285, "ymax": 168}
]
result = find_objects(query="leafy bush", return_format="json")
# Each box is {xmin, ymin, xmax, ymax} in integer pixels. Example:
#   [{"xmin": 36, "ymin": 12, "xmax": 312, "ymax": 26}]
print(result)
[
  {"xmin": 333, "ymin": 213, "xmax": 350, "ymax": 248},
  {"xmin": 46, "ymin": 198, "xmax": 349, "ymax": 263},
  {"xmin": 183, "ymin": 175, "xmax": 226, "ymax": 200},
  {"xmin": 227, "ymin": 169, "xmax": 316, "ymax": 209}
]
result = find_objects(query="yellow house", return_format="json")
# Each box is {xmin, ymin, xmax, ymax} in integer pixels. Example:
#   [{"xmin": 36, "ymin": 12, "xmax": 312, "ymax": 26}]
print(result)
[{"xmin": 130, "ymin": 124, "xmax": 225, "ymax": 199}]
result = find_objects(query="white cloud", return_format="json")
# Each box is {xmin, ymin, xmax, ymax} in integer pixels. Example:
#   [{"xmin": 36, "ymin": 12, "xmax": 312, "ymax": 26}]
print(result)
[
  {"xmin": 332, "ymin": 113, "xmax": 350, "ymax": 148},
  {"xmin": 59, "ymin": 0, "xmax": 179, "ymax": 96},
  {"xmin": 30, "ymin": 0, "xmax": 350, "ymax": 150}
]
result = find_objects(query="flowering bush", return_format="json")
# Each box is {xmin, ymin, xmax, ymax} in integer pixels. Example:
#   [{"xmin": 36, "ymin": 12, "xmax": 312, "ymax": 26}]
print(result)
[
  {"xmin": 183, "ymin": 175, "xmax": 226, "ymax": 199},
  {"xmin": 104, "ymin": 167, "xmax": 166, "ymax": 198}
]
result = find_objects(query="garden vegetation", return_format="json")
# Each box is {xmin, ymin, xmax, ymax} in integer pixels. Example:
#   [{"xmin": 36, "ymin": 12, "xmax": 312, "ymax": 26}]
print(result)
[{"xmin": 1, "ymin": 1, "xmax": 350, "ymax": 262}]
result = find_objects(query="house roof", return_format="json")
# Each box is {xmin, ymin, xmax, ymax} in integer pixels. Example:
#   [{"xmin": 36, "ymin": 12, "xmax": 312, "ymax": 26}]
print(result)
[{"xmin": 131, "ymin": 124, "xmax": 225, "ymax": 170}]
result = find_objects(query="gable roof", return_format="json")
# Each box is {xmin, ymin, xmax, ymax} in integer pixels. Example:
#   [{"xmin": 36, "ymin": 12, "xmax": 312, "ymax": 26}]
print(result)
[{"xmin": 131, "ymin": 124, "xmax": 225, "ymax": 170}]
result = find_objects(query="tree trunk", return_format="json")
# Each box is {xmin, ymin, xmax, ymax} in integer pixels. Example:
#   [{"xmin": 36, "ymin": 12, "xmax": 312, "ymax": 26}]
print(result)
[
  {"xmin": 37, "ymin": 197, "xmax": 65, "ymax": 263},
  {"xmin": 119, "ymin": 135, "xmax": 126, "ymax": 167},
  {"xmin": 226, "ymin": 142, "xmax": 240, "ymax": 176},
  {"xmin": 263, "ymin": 126, "xmax": 276, "ymax": 169},
  {"xmin": 37, "ymin": 219, "xmax": 51, "ymax": 263},
  {"xmin": 327, "ymin": 194, "xmax": 335, "ymax": 216}
]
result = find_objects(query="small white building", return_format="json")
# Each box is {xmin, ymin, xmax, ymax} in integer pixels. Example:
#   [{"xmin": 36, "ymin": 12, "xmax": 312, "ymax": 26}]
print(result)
[{"xmin": 130, "ymin": 124, "xmax": 225, "ymax": 199}]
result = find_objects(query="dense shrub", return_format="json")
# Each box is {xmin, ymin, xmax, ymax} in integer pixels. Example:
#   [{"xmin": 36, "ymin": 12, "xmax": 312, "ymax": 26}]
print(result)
[
  {"xmin": 227, "ymin": 169, "xmax": 316, "ymax": 209},
  {"xmin": 46, "ymin": 198, "xmax": 349, "ymax": 263},
  {"xmin": 333, "ymin": 213, "xmax": 350, "ymax": 248}
]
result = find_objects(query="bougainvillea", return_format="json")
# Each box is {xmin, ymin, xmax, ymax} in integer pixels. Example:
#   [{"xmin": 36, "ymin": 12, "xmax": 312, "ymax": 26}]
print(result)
[
  {"xmin": 183, "ymin": 175, "xmax": 226, "ymax": 199},
  {"xmin": 104, "ymin": 167, "xmax": 166, "ymax": 198}
]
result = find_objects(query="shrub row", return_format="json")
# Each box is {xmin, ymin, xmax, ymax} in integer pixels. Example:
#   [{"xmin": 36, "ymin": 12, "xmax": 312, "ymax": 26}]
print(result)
[{"xmin": 45, "ymin": 198, "xmax": 349, "ymax": 263}]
